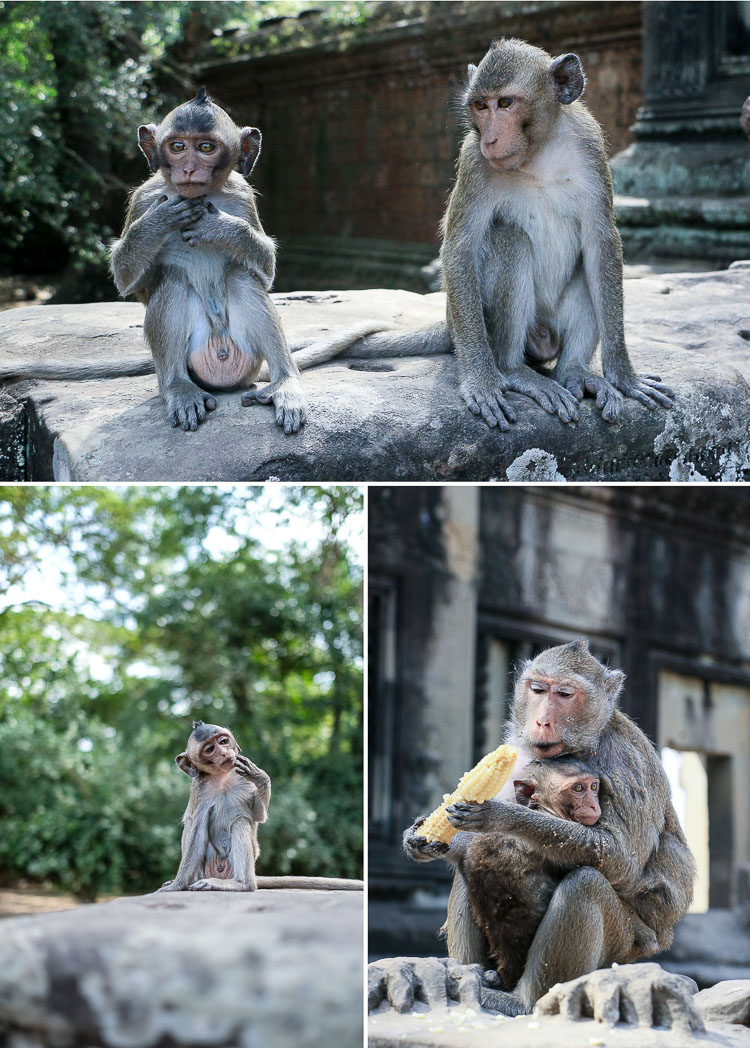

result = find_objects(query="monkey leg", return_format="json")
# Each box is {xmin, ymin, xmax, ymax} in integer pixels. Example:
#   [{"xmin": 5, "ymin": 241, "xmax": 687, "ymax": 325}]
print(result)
[
  {"xmin": 481, "ymin": 225, "xmax": 579, "ymax": 424},
  {"xmin": 224, "ymin": 270, "xmax": 307, "ymax": 434},
  {"xmin": 143, "ymin": 272, "xmax": 218, "ymax": 431},
  {"xmin": 189, "ymin": 877, "xmax": 255, "ymax": 892},
  {"xmin": 507, "ymin": 867, "xmax": 635, "ymax": 1014},
  {"xmin": 446, "ymin": 870, "xmax": 489, "ymax": 966}
]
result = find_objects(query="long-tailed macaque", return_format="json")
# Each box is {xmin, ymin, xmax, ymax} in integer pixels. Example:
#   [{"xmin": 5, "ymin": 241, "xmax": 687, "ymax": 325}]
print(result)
[
  {"xmin": 403, "ymin": 639, "xmax": 694, "ymax": 1015},
  {"xmin": 0, "ymin": 90, "xmax": 383, "ymax": 433},
  {"xmin": 302, "ymin": 40, "xmax": 676, "ymax": 429},
  {"xmin": 109, "ymin": 88, "xmax": 308, "ymax": 433},
  {"xmin": 442, "ymin": 758, "xmax": 650, "ymax": 991},
  {"xmin": 158, "ymin": 721, "xmax": 362, "ymax": 892}
]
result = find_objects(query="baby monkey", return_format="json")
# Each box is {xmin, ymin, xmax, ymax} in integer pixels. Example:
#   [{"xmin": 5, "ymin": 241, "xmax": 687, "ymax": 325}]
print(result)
[
  {"xmin": 158, "ymin": 720, "xmax": 271, "ymax": 892},
  {"xmin": 449, "ymin": 757, "xmax": 602, "ymax": 988}
]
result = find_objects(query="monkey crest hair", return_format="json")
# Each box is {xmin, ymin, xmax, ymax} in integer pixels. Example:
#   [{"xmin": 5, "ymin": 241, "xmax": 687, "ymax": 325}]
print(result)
[
  {"xmin": 158, "ymin": 87, "xmax": 242, "ymax": 155},
  {"xmin": 190, "ymin": 719, "xmax": 231, "ymax": 743},
  {"xmin": 461, "ymin": 38, "xmax": 587, "ymax": 115}
]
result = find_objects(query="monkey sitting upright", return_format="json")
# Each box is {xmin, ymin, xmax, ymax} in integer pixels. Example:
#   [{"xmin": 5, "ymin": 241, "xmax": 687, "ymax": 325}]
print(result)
[
  {"xmin": 453, "ymin": 757, "xmax": 602, "ymax": 989},
  {"xmin": 158, "ymin": 720, "xmax": 271, "ymax": 892},
  {"xmin": 109, "ymin": 88, "xmax": 307, "ymax": 434},
  {"xmin": 159, "ymin": 720, "xmax": 364, "ymax": 893}
]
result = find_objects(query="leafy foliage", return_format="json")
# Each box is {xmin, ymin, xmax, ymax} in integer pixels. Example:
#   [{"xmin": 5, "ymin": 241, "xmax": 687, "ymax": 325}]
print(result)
[{"xmin": 0, "ymin": 485, "xmax": 363, "ymax": 898}]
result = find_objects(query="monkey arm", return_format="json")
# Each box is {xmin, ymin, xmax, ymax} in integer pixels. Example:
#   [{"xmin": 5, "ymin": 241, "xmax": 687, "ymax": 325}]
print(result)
[
  {"xmin": 579, "ymin": 188, "xmax": 673, "ymax": 411},
  {"xmin": 447, "ymin": 800, "xmax": 642, "ymax": 892},
  {"xmin": 110, "ymin": 190, "xmax": 206, "ymax": 297},
  {"xmin": 234, "ymin": 755, "xmax": 271, "ymax": 822},
  {"xmin": 182, "ymin": 202, "xmax": 276, "ymax": 289},
  {"xmin": 158, "ymin": 813, "xmax": 209, "ymax": 891}
]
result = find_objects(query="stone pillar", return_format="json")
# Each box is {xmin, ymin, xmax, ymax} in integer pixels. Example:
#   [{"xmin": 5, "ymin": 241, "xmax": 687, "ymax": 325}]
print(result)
[{"xmin": 611, "ymin": 1, "xmax": 750, "ymax": 265}]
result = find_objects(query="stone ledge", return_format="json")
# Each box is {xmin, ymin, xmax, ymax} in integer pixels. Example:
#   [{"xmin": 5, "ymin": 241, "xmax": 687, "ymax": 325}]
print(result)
[
  {"xmin": 1, "ymin": 274, "xmax": 749, "ymax": 482},
  {"xmin": 0, "ymin": 890, "xmax": 362, "ymax": 1048}
]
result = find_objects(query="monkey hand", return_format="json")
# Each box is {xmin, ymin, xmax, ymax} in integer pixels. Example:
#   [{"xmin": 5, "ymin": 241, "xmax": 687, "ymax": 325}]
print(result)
[
  {"xmin": 535, "ymin": 963, "xmax": 704, "ymax": 1034},
  {"xmin": 145, "ymin": 194, "xmax": 208, "ymax": 234},
  {"xmin": 459, "ymin": 375, "xmax": 518, "ymax": 431},
  {"xmin": 241, "ymin": 377, "xmax": 307, "ymax": 434},
  {"xmin": 369, "ymin": 957, "xmax": 502, "ymax": 1013},
  {"xmin": 181, "ymin": 201, "xmax": 240, "ymax": 247},
  {"xmin": 402, "ymin": 816, "xmax": 449, "ymax": 862},
  {"xmin": 446, "ymin": 799, "xmax": 505, "ymax": 832},
  {"xmin": 165, "ymin": 379, "xmax": 218, "ymax": 431}
]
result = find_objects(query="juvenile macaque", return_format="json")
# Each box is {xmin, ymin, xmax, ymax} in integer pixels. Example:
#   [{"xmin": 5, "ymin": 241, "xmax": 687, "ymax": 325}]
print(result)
[
  {"xmin": 449, "ymin": 758, "xmax": 602, "ymax": 989},
  {"xmin": 109, "ymin": 88, "xmax": 309, "ymax": 433},
  {"xmin": 404, "ymin": 639, "xmax": 694, "ymax": 1014},
  {"xmin": 159, "ymin": 721, "xmax": 363, "ymax": 893},
  {"xmin": 158, "ymin": 720, "xmax": 270, "ymax": 892}
]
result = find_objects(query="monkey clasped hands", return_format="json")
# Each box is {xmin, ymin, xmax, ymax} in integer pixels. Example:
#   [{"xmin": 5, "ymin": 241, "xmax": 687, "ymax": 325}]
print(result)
[{"xmin": 110, "ymin": 89, "xmax": 307, "ymax": 434}]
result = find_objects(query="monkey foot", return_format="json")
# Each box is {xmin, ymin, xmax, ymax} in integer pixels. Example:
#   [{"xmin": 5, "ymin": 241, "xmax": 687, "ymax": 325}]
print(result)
[
  {"xmin": 241, "ymin": 377, "xmax": 307, "ymax": 434},
  {"xmin": 165, "ymin": 383, "xmax": 218, "ymax": 431},
  {"xmin": 502, "ymin": 368, "xmax": 579, "ymax": 424},
  {"xmin": 460, "ymin": 378, "xmax": 517, "ymax": 430}
]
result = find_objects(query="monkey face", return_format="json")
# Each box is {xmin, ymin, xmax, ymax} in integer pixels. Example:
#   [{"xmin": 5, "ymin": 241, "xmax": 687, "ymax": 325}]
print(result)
[
  {"xmin": 177, "ymin": 724, "xmax": 239, "ymax": 777},
  {"xmin": 160, "ymin": 134, "xmax": 231, "ymax": 196},
  {"xmin": 560, "ymin": 776, "xmax": 601, "ymax": 825},
  {"xmin": 518, "ymin": 675, "xmax": 588, "ymax": 758},
  {"xmin": 470, "ymin": 94, "xmax": 532, "ymax": 171}
]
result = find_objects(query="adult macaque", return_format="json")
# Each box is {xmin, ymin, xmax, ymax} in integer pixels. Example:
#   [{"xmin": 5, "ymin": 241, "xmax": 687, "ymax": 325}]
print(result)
[
  {"xmin": 403, "ymin": 639, "xmax": 694, "ymax": 1015},
  {"xmin": 159, "ymin": 721, "xmax": 362, "ymax": 892},
  {"xmin": 313, "ymin": 39, "xmax": 675, "ymax": 429}
]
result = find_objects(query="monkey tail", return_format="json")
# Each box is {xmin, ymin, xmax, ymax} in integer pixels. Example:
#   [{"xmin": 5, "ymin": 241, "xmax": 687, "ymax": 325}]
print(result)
[
  {"xmin": 257, "ymin": 320, "xmax": 451, "ymax": 381},
  {"xmin": 0, "ymin": 358, "xmax": 155, "ymax": 381},
  {"xmin": 255, "ymin": 876, "xmax": 364, "ymax": 891}
]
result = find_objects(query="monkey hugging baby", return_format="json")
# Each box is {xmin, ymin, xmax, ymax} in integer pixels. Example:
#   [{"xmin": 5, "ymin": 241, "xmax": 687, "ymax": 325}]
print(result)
[
  {"xmin": 157, "ymin": 720, "xmax": 362, "ymax": 893},
  {"xmin": 2, "ymin": 41, "xmax": 674, "ymax": 437}
]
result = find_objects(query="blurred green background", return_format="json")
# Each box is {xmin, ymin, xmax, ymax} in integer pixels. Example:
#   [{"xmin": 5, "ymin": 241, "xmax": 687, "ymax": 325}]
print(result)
[{"xmin": 0, "ymin": 484, "xmax": 363, "ymax": 900}]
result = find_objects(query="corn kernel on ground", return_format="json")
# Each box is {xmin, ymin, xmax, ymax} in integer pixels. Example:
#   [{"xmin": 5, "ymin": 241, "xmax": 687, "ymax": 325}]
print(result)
[{"xmin": 419, "ymin": 744, "xmax": 518, "ymax": 844}]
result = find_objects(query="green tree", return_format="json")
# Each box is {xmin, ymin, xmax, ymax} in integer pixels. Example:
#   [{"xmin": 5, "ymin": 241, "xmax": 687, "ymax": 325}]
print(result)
[{"xmin": 0, "ymin": 485, "xmax": 363, "ymax": 898}]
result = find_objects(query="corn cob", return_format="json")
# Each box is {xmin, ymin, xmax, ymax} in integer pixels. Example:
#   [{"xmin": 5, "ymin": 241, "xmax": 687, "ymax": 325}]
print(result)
[{"xmin": 419, "ymin": 744, "xmax": 518, "ymax": 844}]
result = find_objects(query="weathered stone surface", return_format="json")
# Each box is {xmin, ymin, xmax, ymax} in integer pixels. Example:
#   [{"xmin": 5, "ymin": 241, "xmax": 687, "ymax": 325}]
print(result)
[
  {"xmin": 368, "ymin": 959, "xmax": 750, "ymax": 1048},
  {"xmin": 0, "ymin": 890, "xmax": 362, "ymax": 1048},
  {"xmin": 694, "ymin": 980, "xmax": 750, "ymax": 1027},
  {"xmin": 1, "ymin": 275, "xmax": 749, "ymax": 482}
]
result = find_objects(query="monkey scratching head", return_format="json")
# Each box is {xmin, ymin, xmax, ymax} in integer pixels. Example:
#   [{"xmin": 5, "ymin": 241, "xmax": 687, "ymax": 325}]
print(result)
[
  {"xmin": 512, "ymin": 639, "xmax": 625, "ymax": 758},
  {"xmin": 176, "ymin": 720, "xmax": 240, "ymax": 777},
  {"xmin": 137, "ymin": 87, "xmax": 262, "ymax": 197},
  {"xmin": 463, "ymin": 38, "xmax": 586, "ymax": 172}
]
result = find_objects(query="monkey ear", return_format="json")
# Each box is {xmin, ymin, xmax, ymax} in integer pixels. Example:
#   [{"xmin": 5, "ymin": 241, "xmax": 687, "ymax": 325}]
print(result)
[
  {"xmin": 603, "ymin": 668, "xmax": 625, "ymax": 706},
  {"xmin": 176, "ymin": 752, "xmax": 198, "ymax": 778},
  {"xmin": 514, "ymin": 780, "xmax": 535, "ymax": 806},
  {"xmin": 138, "ymin": 124, "xmax": 159, "ymax": 173},
  {"xmin": 239, "ymin": 127, "xmax": 262, "ymax": 177},
  {"xmin": 549, "ymin": 53, "xmax": 586, "ymax": 105}
]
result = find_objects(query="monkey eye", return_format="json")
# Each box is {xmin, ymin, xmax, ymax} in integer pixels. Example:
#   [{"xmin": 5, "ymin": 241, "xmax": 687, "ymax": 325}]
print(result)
[
  {"xmin": 528, "ymin": 681, "xmax": 546, "ymax": 693},
  {"xmin": 497, "ymin": 97, "xmax": 513, "ymax": 109},
  {"xmin": 219, "ymin": 736, "xmax": 229, "ymax": 744},
  {"xmin": 556, "ymin": 688, "xmax": 575, "ymax": 698},
  {"xmin": 591, "ymin": 782, "xmax": 598, "ymax": 792},
  {"xmin": 169, "ymin": 141, "xmax": 186, "ymax": 153},
  {"xmin": 572, "ymin": 783, "xmax": 583, "ymax": 791},
  {"xmin": 197, "ymin": 141, "xmax": 216, "ymax": 153},
  {"xmin": 204, "ymin": 744, "xmax": 214, "ymax": 754},
  {"xmin": 472, "ymin": 99, "xmax": 489, "ymax": 111}
]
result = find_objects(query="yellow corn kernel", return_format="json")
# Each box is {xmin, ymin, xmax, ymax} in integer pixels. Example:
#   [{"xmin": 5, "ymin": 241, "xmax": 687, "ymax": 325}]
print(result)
[{"xmin": 419, "ymin": 744, "xmax": 518, "ymax": 844}]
